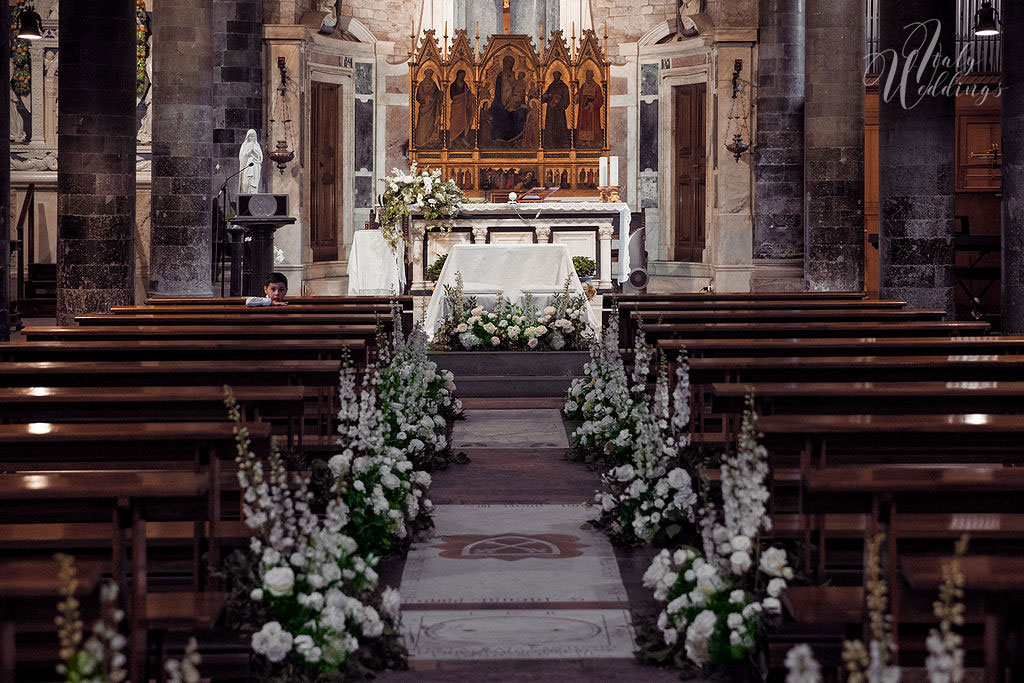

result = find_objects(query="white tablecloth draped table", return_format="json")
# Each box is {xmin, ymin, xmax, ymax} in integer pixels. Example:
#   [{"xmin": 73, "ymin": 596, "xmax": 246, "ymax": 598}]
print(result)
[
  {"xmin": 346, "ymin": 229, "xmax": 406, "ymax": 295},
  {"xmin": 423, "ymin": 243, "xmax": 601, "ymax": 338}
]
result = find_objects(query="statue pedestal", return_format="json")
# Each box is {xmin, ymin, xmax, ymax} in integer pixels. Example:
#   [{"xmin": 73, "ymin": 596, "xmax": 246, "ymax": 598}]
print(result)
[{"xmin": 227, "ymin": 216, "xmax": 296, "ymax": 296}]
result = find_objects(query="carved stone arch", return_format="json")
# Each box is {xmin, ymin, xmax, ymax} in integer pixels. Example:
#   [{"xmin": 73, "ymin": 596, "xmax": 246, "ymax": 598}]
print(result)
[{"xmin": 638, "ymin": 21, "xmax": 676, "ymax": 47}]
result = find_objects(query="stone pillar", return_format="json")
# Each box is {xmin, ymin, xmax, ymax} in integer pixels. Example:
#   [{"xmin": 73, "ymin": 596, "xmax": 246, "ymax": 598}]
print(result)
[
  {"xmin": 149, "ymin": 0, "xmax": 214, "ymax": 297},
  {"xmin": 0, "ymin": 1, "xmax": 9, "ymax": 340},
  {"xmin": 1003, "ymin": 0, "xmax": 1024, "ymax": 332},
  {"xmin": 878, "ymin": 0, "xmax": 956, "ymax": 315},
  {"xmin": 803, "ymin": 0, "xmax": 864, "ymax": 290},
  {"xmin": 56, "ymin": 0, "xmax": 137, "ymax": 324},
  {"xmin": 212, "ymin": 0, "xmax": 263, "ymax": 283},
  {"xmin": 754, "ymin": 0, "xmax": 804, "ymax": 260},
  {"xmin": 534, "ymin": 225, "xmax": 552, "ymax": 243},
  {"xmin": 472, "ymin": 226, "xmax": 488, "ymax": 244}
]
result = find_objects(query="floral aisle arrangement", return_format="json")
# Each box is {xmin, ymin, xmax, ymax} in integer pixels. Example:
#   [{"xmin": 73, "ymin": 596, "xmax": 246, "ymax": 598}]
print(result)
[
  {"xmin": 55, "ymin": 554, "xmax": 128, "ymax": 682},
  {"xmin": 641, "ymin": 402, "xmax": 794, "ymax": 675},
  {"xmin": 224, "ymin": 390, "xmax": 404, "ymax": 680},
  {"xmin": 433, "ymin": 275, "xmax": 594, "ymax": 351},
  {"xmin": 331, "ymin": 313, "xmax": 463, "ymax": 555},
  {"xmin": 378, "ymin": 164, "xmax": 465, "ymax": 250}
]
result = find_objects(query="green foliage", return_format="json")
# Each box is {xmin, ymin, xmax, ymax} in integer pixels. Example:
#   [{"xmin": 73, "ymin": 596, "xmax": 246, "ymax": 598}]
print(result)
[
  {"xmin": 572, "ymin": 255, "xmax": 597, "ymax": 279},
  {"xmin": 10, "ymin": 1, "xmax": 31, "ymax": 97},
  {"xmin": 426, "ymin": 253, "xmax": 447, "ymax": 281}
]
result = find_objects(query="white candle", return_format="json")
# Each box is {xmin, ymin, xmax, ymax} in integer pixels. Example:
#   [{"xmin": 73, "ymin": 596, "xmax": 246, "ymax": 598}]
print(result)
[
  {"xmin": 598, "ymin": 156, "xmax": 608, "ymax": 187},
  {"xmin": 609, "ymin": 156, "xmax": 619, "ymax": 187}
]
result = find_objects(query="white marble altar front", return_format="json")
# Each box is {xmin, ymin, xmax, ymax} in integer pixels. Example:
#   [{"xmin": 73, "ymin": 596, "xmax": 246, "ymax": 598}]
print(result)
[{"xmin": 410, "ymin": 202, "xmax": 631, "ymax": 295}]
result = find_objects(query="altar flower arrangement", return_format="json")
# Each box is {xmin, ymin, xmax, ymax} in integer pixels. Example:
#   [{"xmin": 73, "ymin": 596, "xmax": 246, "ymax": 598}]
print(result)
[
  {"xmin": 55, "ymin": 554, "xmax": 128, "ymax": 683},
  {"xmin": 378, "ymin": 164, "xmax": 465, "ymax": 250},
  {"xmin": 224, "ymin": 389, "xmax": 403, "ymax": 679},
  {"xmin": 435, "ymin": 276, "xmax": 593, "ymax": 351}
]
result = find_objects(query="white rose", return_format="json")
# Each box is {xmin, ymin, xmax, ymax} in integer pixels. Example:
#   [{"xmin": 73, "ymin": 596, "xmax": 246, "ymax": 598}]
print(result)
[
  {"xmin": 483, "ymin": 322, "xmax": 497, "ymax": 334},
  {"xmin": 762, "ymin": 597, "xmax": 781, "ymax": 613},
  {"xmin": 456, "ymin": 323, "xmax": 468, "ymax": 332},
  {"xmin": 729, "ymin": 589, "xmax": 746, "ymax": 604},
  {"xmin": 263, "ymin": 566, "xmax": 295, "ymax": 597},
  {"xmin": 544, "ymin": 306, "xmax": 556, "ymax": 315},
  {"xmin": 665, "ymin": 468, "xmax": 690, "ymax": 490},
  {"xmin": 250, "ymin": 588, "xmax": 264, "ymax": 601},
  {"xmin": 527, "ymin": 337, "xmax": 539, "ymax": 349},
  {"xmin": 759, "ymin": 546, "xmax": 788, "ymax": 577},
  {"xmin": 536, "ymin": 325, "xmax": 548, "ymax": 335},
  {"xmin": 730, "ymin": 535, "xmax": 751, "ymax": 553},
  {"xmin": 251, "ymin": 621, "xmax": 293, "ymax": 663},
  {"xmin": 767, "ymin": 577, "xmax": 786, "ymax": 598},
  {"xmin": 327, "ymin": 453, "xmax": 350, "ymax": 477},
  {"xmin": 490, "ymin": 336, "xmax": 501, "ymax": 346},
  {"xmin": 727, "ymin": 612, "xmax": 744, "ymax": 630},
  {"xmin": 730, "ymin": 550, "xmax": 752, "ymax": 575}
]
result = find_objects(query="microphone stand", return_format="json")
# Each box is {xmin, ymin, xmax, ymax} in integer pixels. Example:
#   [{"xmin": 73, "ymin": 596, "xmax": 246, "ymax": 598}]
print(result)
[{"xmin": 216, "ymin": 162, "xmax": 255, "ymax": 295}]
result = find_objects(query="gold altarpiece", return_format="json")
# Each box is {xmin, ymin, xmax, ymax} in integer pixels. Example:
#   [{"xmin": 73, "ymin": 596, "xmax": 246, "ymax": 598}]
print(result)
[{"xmin": 409, "ymin": 28, "xmax": 610, "ymax": 198}]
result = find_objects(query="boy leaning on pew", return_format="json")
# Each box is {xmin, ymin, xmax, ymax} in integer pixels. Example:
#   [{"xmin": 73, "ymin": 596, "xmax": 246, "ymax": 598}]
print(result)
[{"xmin": 245, "ymin": 272, "xmax": 289, "ymax": 306}]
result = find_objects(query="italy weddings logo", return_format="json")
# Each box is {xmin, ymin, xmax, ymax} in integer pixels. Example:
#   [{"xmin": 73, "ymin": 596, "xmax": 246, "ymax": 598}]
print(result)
[{"xmin": 864, "ymin": 18, "xmax": 1001, "ymax": 109}]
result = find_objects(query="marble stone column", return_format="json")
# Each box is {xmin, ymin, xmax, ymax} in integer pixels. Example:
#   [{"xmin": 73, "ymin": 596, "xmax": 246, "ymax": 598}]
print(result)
[
  {"xmin": 56, "ymin": 0, "xmax": 137, "ymax": 324},
  {"xmin": 149, "ymin": 0, "xmax": 214, "ymax": 297},
  {"xmin": 1002, "ymin": 0, "xmax": 1024, "ymax": 332},
  {"xmin": 878, "ymin": 0, "xmax": 956, "ymax": 315},
  {"xmin": 754, "ymin": 0, "xmax": 804, "ymax": 259},
  {"xmin": 804, "ymin": 0, "xmax": 864, "ymax": 290},
  {"xmin": 0, "ymin": 1, "xmax": 9, "ymax": 340}
]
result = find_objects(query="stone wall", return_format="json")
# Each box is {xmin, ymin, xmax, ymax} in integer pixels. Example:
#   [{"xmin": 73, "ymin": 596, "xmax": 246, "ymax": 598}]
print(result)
[
  {"xmin": 340, "ymin": 0, "xmax": 418, "ymax": 54},
  {"xmin": 591, "ymin": 0, "xmax": 677, "ymax": 44}
]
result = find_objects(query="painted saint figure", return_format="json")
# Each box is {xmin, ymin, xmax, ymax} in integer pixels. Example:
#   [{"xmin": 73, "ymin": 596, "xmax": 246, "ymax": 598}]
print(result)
[
  {"xmin": 448, "ymin": 69, "xmax": 476, "ymax": 149},
  {"xmin": 238, "ymin": 129, "xmax": 263, "ymax": 194},
  {"xmin": 576, "ymin": 69, "xmax": 605, "ymax": 147},
  {"xmin": 541, "ymin": 71, "xmax": 570, "ymax": 149},
  {"xmin": 489, "ymin": 55, "xmax": 528, "ymax": 142},
  {"xmin": 414, "ymin": 68, "xmax": 441, "ymax": 147}
]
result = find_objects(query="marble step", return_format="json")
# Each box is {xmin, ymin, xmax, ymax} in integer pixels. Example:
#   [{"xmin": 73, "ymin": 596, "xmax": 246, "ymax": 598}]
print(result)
[
  {"xmin": 454, "ymin": 374, "xmax": 579, "ymax": 397},
  {"xmin": 430, "ymin": 351, "xmax": 588, "ymax": 378}
]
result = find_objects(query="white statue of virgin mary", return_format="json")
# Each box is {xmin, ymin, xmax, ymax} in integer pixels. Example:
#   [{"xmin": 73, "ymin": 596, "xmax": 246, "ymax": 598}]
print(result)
[{"xmin": 238, "ymin": 129, "xmax": 263, "ymax": 194}]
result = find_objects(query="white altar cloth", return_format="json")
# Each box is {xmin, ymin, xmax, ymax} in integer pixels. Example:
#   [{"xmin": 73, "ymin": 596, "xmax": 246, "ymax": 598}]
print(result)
[
  {"xmin": 423, "ymin": 243, "xmax": 601, "ymax": 338},
  {"xmin": 346, "ymin": 229, "xmax": 405, "ymax": 295}
]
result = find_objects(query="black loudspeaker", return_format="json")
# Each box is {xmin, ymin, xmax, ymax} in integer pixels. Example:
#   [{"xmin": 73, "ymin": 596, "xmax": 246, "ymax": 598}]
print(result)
[
  {"xmin": 622, "ymin": 226, "xmax": 648, "ymax": 293},
  {"xmin": 237, "ymin": 193, "xmax": 289, "ymax": 218}
]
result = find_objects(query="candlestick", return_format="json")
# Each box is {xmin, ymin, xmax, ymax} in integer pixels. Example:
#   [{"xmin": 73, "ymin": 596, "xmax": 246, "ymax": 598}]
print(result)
[
  {"xmin": 598, "ymin": 156, "xmax": 608, "ymax": 187},
  {"xmin": 609, "ymin": 156, "xmax": 619, "ymax": 187}
]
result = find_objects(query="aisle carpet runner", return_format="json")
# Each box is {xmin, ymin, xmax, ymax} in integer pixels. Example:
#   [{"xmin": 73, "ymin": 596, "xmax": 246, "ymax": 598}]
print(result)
[{"xmin": 398, "ymin": 409, "xmax": 636, "ymax": 660}]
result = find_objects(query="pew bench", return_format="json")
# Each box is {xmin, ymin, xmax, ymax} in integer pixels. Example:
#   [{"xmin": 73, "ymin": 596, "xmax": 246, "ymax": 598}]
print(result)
[
  {"xmin": 644, "ymin": 320, "xmax": 990, "ymax": 341},
  {"xmin": 658, "ymin": 335, "xmax": 1024, "ymax": 359},
  {"xmin": 21, "ymin": 324, "xmax": 380, "ymax": 346},
  {"xmin": 143, "ymin": 295, "xmax": 414, "ymax": 306},
  {"xmin": 0, "ymin": 338, "xmax": 366, "ymax": 364}
]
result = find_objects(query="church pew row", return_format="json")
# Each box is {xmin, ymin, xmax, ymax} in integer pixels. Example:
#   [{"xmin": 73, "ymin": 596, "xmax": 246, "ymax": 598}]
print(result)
[
  {"xmin": 21, "ymin": 324, "xmax": 380, "ymax": 344},
  {"xmin": 0, "ymin": 385, "xmax": 305, "ymax": 448},
  {"xmin": 0, "ymin": 338, "xmax": 365, "ymax": 363},
  {"xmin": 657, "ymin": 335, "xmax": 1024, "ymax": 359},
  {"xmin": 143, "ymin": 295, "xmax": 414, "ymax": 306},
  {"xmin": 75, "ymin": 312, "xmax": 392, "ymax": 327},
  {"xmin": 642, "ymin": 319, "xmax": 990, "ymax": 341},
  {"xmin": 797, "ymin": 464, "xmax": 1024, "ymax": 682},
  {"xmin": 622, "ymin": 308, "xmax": 946, "ymax": 347},
  {"xmin": 609, "ymin": 291, "xmax": 868, "ymax": 303},
  {"xmin": 0, "ymin": 468, "xmax": 239, "ymax": 682}
]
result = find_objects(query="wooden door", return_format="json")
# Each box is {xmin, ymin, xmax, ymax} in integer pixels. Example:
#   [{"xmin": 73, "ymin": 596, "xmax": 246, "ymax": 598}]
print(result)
[
  {"xmin": 674, "ymin": 83, "xmax": 706, "ymax": 262},
  {"xmin": 310, "ymin": 81, "xmax": 339, "ymax": 262}
]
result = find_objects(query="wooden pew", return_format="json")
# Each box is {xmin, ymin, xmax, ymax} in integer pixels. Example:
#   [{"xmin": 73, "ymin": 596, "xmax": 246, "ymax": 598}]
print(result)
[
  {"xmin": 758, "ymin": 413, "xmax": 1024, "ymax": 470},
  {"xmin": 111, "ymin": 304, "xmax": 395, "ymax": 314},
  {"xmin": 609, "ymin": 291, "xmax": 868, "ymax": 303},
  {"xmin": 0, "ymin": 338, "xmax": 365, "ymax": 363},
  {"xmin": 712, "ymin": 381, "xmax": 1024, "ymax": 418},
  {"xmin": 75, "ymin": 312, "xmax": 390, "ymax": 327},
  {"xmin": 143, "ymin": 295, "xmax": 413, "ymax": 306},
  {"xmin": 0, "ymin": 385, "xmax": 305, "ymax": 447},
  {"xmin": 625, "ymin": 308, "xmax": 945, "ymax": 347},
  {"xmin": 643, "ymin": 320, "xmax": 990, "ymax": 341},
  {"xmin": 0, "ymin": 470, "xmax": 213, "ymax": 682},
  {"xmin": 21, "ymin": 324, "xmax": 379, "ymax": 343},
  {"xmin": 659, "ymin": 335, "xmax": 1024, "ymax": 359}
]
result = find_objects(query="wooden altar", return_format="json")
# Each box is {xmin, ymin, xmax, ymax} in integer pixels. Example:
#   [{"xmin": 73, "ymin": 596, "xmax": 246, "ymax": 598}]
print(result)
[
  {"xmin": 409, "ymin": 24, "xmax": 610, "ymax": 198},
  {"xmin": 408, "ymin": 202, "xmax": 630, "ymax": 295}
]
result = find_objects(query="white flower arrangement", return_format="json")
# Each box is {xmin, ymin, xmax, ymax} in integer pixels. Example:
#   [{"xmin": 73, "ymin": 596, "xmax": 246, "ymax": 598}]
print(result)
[
  {"xmin": 784, "ymin": 643, "xmax": 822, "ymax": 683},
  {"xmin": 225, "ymin": 389, "xmax": 397, "ymax": 675},
  {"xmin": 566, "ymin": 314, "xmax": 696, "ymax": 545},
  {"xmin": 333, "ymin": 312, "xmax": 462, "ymax": 554},
  {"xmin": 436, "ymin": 277, "xmax": 593, "ymax": 351},
  {"xmin": 378, "ymin": 164, "xmax": 465, "ymax": 250}
]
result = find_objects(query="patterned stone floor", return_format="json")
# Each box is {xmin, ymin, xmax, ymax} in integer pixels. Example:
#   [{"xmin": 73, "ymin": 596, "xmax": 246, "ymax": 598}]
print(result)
[{"xmin": 379, "ymin": 403, "xmax": 687, "ymax": 681}]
